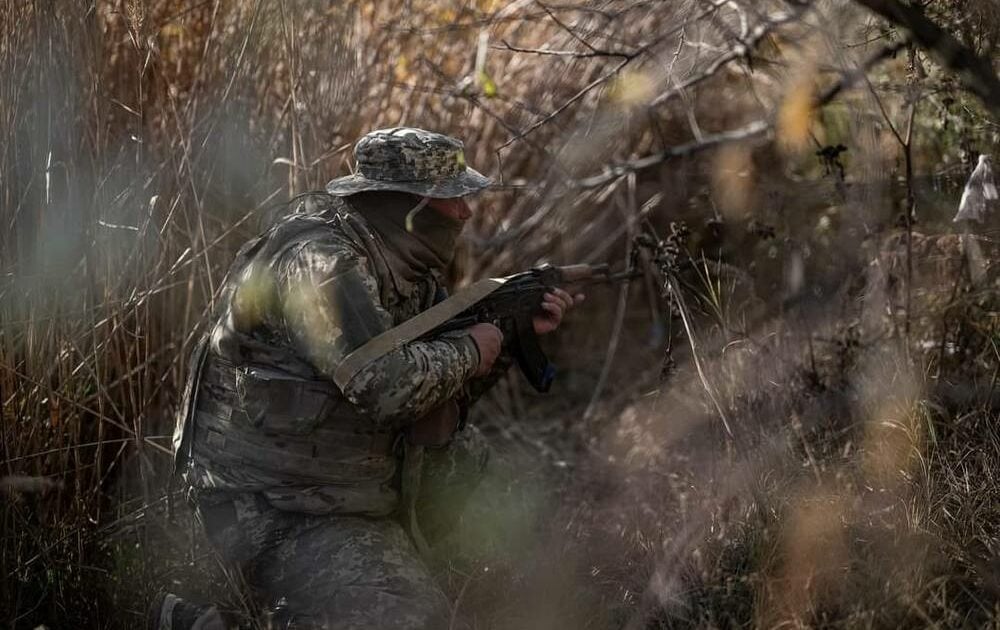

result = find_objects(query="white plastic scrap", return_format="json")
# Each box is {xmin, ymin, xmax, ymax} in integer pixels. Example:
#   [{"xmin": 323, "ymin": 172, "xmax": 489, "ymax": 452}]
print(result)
[{"xmin": 953, "ymin": 154, "xmax": 997, "ymax": 223}]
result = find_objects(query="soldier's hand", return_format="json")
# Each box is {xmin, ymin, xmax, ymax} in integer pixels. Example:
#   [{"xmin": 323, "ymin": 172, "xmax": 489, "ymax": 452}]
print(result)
[
  {"xmin": 468, "ymin": 323, "xmax": 503, "ymax": 377},
  {"xmin": 533, "ymin": 288, "xmax": 584, "ymax": 335}
]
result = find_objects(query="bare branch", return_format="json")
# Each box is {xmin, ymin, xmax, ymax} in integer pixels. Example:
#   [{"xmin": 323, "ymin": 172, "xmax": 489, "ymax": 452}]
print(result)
[
  {"xmin": 649, "ymin": 5, "xmax": 810, "ymax": 108},
  {"xmin": 575, "ymin": 39, "xmax": 907, "ymax": 190},
  {"xmin": 496, "ymin": 0, "xmax": 735, "ymax": 152},
  {"xmin": 494, "ymin": 39, "xmax": 633, "ymax": 59},
  {"xmin": 574, "ymin": 119, "xmax": 772, "ymax": 190},
  {"xmin": 496, "ymin": 57, "xmax": 633, "ymax": 152},
  {"xmin": 853, "ymin": 0, "xmax": 1000, "ymax": 118},
  {"xmin": 815, "ymin": 38, "xmax": 908, "ymax": 103},
  {"xmin": 536, "ymin": 0, "xmax": 601, "ymax": 53}
]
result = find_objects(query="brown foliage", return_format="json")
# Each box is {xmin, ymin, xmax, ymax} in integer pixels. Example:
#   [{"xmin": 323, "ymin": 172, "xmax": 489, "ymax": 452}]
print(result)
[{"xmin": 1, "ymin": 1, "xmax": 999, "ymax": 628}]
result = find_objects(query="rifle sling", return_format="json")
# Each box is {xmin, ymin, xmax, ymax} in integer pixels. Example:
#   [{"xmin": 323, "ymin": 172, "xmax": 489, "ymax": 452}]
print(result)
[{"xmin": 332, "ymin": 277, "xmax": 508, "ymax": 389}]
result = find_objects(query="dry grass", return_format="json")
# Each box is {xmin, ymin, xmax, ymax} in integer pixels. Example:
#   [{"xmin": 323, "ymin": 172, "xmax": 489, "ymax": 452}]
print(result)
[{"xmin": 2, "ymin": 0, "xmax": 999, "ymax": 628}]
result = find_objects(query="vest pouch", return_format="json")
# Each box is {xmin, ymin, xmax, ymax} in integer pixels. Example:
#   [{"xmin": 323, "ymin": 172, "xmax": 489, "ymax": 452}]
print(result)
[{"xmin": 232, "ymin": 366, "xmax": 338, "ymax": 436}]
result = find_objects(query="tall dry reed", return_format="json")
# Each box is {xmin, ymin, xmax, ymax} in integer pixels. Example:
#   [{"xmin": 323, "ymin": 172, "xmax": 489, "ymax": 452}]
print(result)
[{"xmin": 2, "ymin": 1, "xmax": 998, "ymax": 627}]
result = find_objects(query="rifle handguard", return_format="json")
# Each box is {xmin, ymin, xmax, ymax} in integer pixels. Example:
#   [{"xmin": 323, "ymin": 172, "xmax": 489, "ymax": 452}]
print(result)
[{"xmin": 556, "ymin": 263, "xmax": 610, "ymax": 283}]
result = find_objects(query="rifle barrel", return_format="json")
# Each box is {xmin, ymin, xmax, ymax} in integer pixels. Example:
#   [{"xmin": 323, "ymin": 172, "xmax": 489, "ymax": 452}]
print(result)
[
  {"xmin": 605, "ymin": 269, "xmax": 643, "ymax": 282},
  {"xmin": 557, "ymin": 263, "xmax": 609, "ymax": 283},
  {"xmin": 575, "ymin": 268, "xmax": 642, "ymax": 285}
]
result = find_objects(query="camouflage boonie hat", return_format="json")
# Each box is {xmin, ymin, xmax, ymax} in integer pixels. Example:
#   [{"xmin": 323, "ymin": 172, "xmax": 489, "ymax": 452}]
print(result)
[{"xmin": 325, "ymin": 128, "xmax": 492, "ymax": 199}]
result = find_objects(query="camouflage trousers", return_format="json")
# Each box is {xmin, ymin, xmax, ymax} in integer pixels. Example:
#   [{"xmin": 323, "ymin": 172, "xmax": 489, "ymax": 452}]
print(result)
[{"xmin": 195, "ymin": 426, "xmax": 488, "ymax": 630}]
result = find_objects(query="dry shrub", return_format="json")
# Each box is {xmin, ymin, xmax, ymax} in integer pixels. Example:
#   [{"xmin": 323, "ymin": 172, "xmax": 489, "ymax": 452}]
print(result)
[{"xmin": 2, "ymin": 0, "xmax": 999, "ymax": 628}]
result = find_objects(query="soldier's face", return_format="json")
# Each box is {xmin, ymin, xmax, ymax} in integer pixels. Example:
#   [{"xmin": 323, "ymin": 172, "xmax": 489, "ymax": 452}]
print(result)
[{"xmin": 424, "ymin": 196, "xmax": 472, "ymax": 222}]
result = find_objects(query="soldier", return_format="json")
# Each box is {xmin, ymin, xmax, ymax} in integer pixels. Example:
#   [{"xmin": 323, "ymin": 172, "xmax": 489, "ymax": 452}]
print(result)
[{"xmin": 152, "ymin": 128, "xmax": 581, "ymax": 629}]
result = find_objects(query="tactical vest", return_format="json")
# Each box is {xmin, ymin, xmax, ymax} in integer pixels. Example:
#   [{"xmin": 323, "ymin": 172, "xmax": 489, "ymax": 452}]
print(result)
[
  {"xmin": 173, "ymin": 199, "xmax": 421, "ymax": 513},
  {"xmin": 188, "ymin": 357, "xmax": 398, "ymax": 488}
]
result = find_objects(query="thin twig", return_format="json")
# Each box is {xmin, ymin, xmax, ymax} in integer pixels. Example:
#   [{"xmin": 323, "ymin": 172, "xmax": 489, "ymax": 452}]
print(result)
[
  {"xmin": 449, "ymin": 570, "xmax": 476, "ymax": 630},
  {"xmin": 495, "ymin": 39, "xmax": 632, "ymax": 58},
  {"xmin": 649, "ymin": 5, "xmax": 809, "ymax": 108},
  {"xmin": 536, "ymin": 0, "xmax": 601, "ymax": 53},
  {"xmin": 853, "ymin": 0, "xmax": 1000, "ymax": 117},
  {"xmin": 583, "ymin": 177, "xmax": 638, "ymax": 420},
  {"xmin": 576, "ymin": 39, "xmax": 907, "ymax": 190},
  {"xmin": 497, "ymin": 57, "xmax": 633, "ymax": 152}
]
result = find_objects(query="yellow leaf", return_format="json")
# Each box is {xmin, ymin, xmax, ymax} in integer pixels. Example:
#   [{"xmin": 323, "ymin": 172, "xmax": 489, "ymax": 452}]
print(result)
[
  {"xmin": 477, "ymin": 0, "xmax": 502, "ymax": 12},
  {"xmin": 477, "ymin": 70, "xmax": 498, "ymax": 98},
  {"xmin": 610, "ymin": 71, "xmax": 653, "ymax": 107},
  {"xmin": 435, "ymin": 8, "xmax": 458, "ymax": 24},
  {"xmin": 159, "ymin": 23, "xmax": 184, "ymax": 38},
  {"xmin": 778, "ymin": 79, "xmax": 816, "ymax": 153},
  {"xmin": 394, "ymin": 55, "xmax": 410, "ymax": 82},
  {"xmin": 712, "ymin": 145, "xmax": 754, "ymax": 220}
]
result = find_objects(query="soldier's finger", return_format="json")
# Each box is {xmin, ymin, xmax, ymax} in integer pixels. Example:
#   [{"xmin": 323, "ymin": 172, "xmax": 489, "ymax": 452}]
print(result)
[
  {"xmin": 543, "ymin": 291, "xmax": 571, "ymax": 311},
  {"xmin": 573, "ymin": 293, "xmax": 586, "ymax": 304},
  {"xmin": 542, "ymin": 292, "xmax": 563, "ymax": 307},
  {"xmin": 541, "ymin": 302, "xmax": 564, "ymax": 319},
  {"xmin": 551, "ymin": 287, "xmax": 575, "ymax": 307}
]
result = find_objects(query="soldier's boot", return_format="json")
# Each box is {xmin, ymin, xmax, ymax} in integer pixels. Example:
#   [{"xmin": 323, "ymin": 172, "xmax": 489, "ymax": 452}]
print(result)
[{"xmin": 147, "ymin": 592, "xmax": 228, "ymax": 630}]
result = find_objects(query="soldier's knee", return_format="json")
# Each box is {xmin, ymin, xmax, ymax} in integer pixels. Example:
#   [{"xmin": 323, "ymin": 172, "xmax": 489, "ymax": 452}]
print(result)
[
  {"xmin": 407, "ymin": 585, "xmax": 451, "ymax": 630},
  {"xmin": 304, "ymin": 584, "xmax": 449, "ymax": 630}
]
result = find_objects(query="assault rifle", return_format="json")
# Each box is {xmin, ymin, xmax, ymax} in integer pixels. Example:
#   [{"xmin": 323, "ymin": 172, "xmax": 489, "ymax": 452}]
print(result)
[
  {"xmin": 422, "ymin": 264, "xmax": 638, "ymax": 392},
  {"xmin": 331, "ymin": 263, "xmax": 639, "ymax": 392}
]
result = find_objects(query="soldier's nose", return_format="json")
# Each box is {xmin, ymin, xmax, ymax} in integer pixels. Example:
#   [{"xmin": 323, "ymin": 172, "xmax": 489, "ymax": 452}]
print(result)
[
  {"xmin": 453, "ymin": 198, "xmax": 472, "ymax": 220},
  {"xmin": 426, "ymin": 197, "xmax": 472, "ymax": 221}
]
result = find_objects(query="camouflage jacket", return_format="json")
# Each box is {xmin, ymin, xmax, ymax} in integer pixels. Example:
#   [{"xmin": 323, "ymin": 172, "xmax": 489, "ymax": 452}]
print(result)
[{"xmin": 174, "ymin": 194, "xmax": 483, "ymax": 515}]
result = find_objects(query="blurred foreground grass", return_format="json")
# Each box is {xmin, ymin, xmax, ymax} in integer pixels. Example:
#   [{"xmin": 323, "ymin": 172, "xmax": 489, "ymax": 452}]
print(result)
[{"xmin": 2, "ymin": 1, "xmax": 999, "ymax": 628}]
